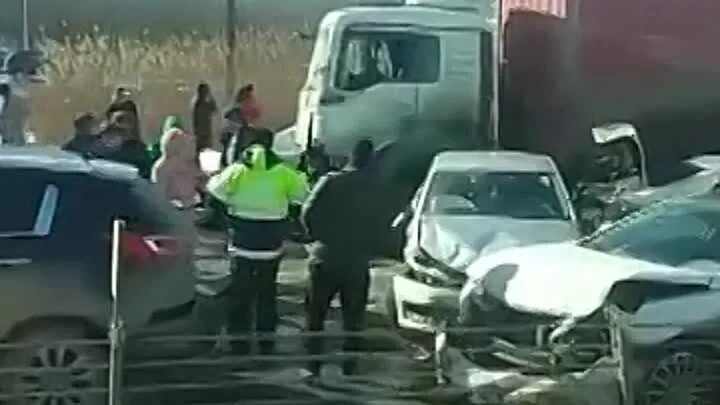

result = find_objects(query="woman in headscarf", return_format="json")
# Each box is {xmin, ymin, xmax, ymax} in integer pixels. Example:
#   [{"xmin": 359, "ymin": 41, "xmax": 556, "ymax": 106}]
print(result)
[
  {"xmin": 151, "ymin": 126, "xmax": 206, "ymax": 210},
  {"xmin": 192, "ymin": 82, "xmax": 218, "ymax": 153},
  {"xmin": 148, "ymin": 115, "xmax": 185, "ymax": 164}
]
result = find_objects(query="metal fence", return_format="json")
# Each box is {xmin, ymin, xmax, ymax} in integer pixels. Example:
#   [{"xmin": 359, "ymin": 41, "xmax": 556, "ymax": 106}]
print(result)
[
  {"xmin": 1, "ymin": 315, "xmax": 719, "ymax": 404},
  {"xmin": 1, "ymin": 221, "xmax": 715, "ymax": 404}
]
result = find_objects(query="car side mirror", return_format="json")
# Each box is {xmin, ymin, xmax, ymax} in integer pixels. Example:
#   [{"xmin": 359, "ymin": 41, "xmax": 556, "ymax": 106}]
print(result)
[{"xmin": 392, "ymin": 207, "xmax": 412, "ymax": 229}]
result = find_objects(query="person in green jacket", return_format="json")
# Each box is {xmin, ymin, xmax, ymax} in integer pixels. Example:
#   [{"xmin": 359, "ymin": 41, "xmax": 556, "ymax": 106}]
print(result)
[
  {"xmin": 149, "ymin": 115, "xmax": 185, "ymax": 164},
  {"xmin": 207, "ymin": 133, "xmax": 308, "ymax": 355}
]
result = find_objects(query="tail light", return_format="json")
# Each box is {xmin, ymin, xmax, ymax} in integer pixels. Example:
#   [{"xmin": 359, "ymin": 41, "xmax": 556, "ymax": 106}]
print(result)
[{"xmin": 120, "ymin": 230, "xmax": 184, "ymax": 263}]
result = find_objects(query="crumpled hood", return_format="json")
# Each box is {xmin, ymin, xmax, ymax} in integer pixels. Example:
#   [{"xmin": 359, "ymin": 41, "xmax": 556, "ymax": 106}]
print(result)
[
  {"xmin": 406, "ymin": 215, "xmax": 579, "ymax": 271},
  {"xmin": 461, "ymin": 243, "xmax": 715, "ymax": 319}
]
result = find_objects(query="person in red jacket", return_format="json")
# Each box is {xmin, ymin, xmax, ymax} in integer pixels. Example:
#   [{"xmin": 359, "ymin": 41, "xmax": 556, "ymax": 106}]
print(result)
[{"xmin": 234, "ymin": 84, "xmax": 261, "ymax": 125}]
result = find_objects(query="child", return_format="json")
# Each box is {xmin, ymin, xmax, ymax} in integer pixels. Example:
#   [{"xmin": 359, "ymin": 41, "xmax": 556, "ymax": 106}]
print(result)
[{"xmin": 151, "ymin": 127, "xmax": 206, "ymax": 210}]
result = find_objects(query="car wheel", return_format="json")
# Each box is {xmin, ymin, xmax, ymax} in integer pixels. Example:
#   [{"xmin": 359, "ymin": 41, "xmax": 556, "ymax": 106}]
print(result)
[
  {"xmin": 643, "ymin": 350, "xmax": 713, "ymax": 405},
  {"xmin": 1, "ymin": 322, "xmax": 107, "ymax": 405}
]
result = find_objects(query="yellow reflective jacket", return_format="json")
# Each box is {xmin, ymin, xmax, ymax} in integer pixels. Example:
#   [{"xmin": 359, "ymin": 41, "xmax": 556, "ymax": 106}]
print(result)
[{"xmin": 207, "ymin": 144, "xmax": 308, "ymax": 220}]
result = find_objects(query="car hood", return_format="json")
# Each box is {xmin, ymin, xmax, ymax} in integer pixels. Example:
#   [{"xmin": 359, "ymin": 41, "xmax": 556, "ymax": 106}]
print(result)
[
  {"xmin": 620, "ymin": 154, "xmax": 720, "ymax": 206},
  {"xmin": 406, "ymin": 215, "xmax": 579, "ymax": 272},
  {"xmin": 461, "ymin": 243, "xmax": 715, "ymax": 319}
]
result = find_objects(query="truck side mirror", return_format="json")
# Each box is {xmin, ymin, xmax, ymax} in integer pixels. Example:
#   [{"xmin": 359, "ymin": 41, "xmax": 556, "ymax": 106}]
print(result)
[{"xmin": 292, "ymin": 31, "xmax": 315, "ymax": 41}]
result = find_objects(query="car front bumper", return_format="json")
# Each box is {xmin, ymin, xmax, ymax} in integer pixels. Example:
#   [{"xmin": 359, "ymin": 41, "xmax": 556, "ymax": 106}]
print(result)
[{"xmin": 391, "ymin": 274, "xmax": 461, "ymax": 333}]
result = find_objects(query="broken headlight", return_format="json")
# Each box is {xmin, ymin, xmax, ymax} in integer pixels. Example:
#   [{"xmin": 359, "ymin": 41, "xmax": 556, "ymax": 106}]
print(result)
[{"xmin": 411, "ymin": 248, "xmax": 467, "ymax": 287}]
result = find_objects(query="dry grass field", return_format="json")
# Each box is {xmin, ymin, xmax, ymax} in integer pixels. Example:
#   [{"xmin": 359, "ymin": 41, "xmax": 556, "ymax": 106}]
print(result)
[{"xmin": 31, "ymin": 27, "xmax": 312, "ymax": 144}]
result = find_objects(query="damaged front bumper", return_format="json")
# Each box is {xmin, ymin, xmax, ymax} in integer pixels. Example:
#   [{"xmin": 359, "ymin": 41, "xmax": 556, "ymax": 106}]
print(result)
[{"xmin": 391, "ymin": 269, "xmax": 464, "ymax": 333}]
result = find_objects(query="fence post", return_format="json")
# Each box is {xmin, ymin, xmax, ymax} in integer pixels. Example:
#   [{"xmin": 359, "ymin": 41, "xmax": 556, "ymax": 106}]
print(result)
[
  {"xmin": 608, "ymin": 306, "xmax": 634, "ymax": 405},
  {"xmin": 433, "ymin": 320, "xmax": 448, "ymax": 385},
  {"xmin": 108, "ymin": 219, "xmax": 126, "ymax": 405}
]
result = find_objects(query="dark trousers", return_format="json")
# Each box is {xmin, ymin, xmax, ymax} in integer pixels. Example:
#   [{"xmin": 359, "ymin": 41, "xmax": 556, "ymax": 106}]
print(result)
[
  {"xmin": 227, "ymin": 256, "xmax": 280, "ymax": 354},
  {"xmin": 305, "ymin": 259, "xmax": 370, "ymax": 374}
]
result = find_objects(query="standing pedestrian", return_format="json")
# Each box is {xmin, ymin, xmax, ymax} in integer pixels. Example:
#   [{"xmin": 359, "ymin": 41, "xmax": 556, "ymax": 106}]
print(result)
[
  {"xmin": 192, "ymin": 82, "xmax": 218, "ymax": 153},
  {"xmin": 62, "ymin": 112, "xmax": 101, "ymax": 154},
  {"xmin": 301, "ymin": 139, "xmax": 381, "ymax": 377},
  {"xmin": 0, "ymin": 82, "xmax": 30, "ymax": 146},
  {"xmin": 151, "ymin": 127, "xmax": 206, "ymax": 209},
  {"xmin": 234, "ymin": 83, "xmax": 261, "ymax": 125},
  {"xmin": 207, "ymin": 136, "xmax": 308, "ymax": 355},
  {"xmin": 219, "ymin": 107, "xmax": 273, "ymax": 169},
  {"xmin": 149, "ymin": 115, "xmax": 185, "ymax": 165},
  {"xmin": 105, "ymin": 87, "xmax": 141, "ymax": 140},
  {"xmin": 91, "ymin": 111, "xmax": 151, "ymax": 177}
]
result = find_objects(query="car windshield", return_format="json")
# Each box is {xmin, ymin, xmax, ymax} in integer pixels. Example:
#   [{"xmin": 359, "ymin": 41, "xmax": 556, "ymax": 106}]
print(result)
[
  {"xmin": 581, "ymin": 200, "xmax": 720, "ymax": 266},
  {"xmin": 422, "ymin": 170, "xmax": 570, "ymax": 220}
]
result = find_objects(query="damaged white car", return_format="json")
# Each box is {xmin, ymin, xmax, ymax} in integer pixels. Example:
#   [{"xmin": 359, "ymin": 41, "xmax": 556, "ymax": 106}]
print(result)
[
  {"xmin": 576, "ymin": 123, "xmax": 720, "ymax": 232},
  {"xmin": 387, "ymin": 150, "xmax": 579, "ymax": 333},
  {"xmin": 456, "ymin": 197, "xmax": 720, "ymax": 405}
]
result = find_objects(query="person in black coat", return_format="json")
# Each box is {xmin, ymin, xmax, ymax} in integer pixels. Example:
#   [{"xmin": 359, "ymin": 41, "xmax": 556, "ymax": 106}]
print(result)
[
  {"xmin": 192, "ymin": 82, "xmax": 218, "ymax": 153},
  {"xmin": 105, "ymin": 87, "xmax": 141, "ymax": 140},
  {"xmin": 62, "ymin": 113, "xmax": 100, "ymax": 154},
  {"xmin": 90, "ymin": 111, "xmax": 151, "ymax": 178},
  {"xmin": 300, "ymin": 138, "xmax": 382, "ymax": 377}
]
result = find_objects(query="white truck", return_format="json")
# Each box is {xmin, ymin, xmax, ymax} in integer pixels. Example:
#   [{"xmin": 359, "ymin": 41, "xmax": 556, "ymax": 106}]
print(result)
[{"xmin": 281, "ymin": 0, "xmax": 720, "ymax": 245}]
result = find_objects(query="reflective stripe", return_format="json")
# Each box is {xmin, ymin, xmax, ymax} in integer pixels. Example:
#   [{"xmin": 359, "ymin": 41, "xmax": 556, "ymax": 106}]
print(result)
[
  {"xmin": 228, "ymin": 245, "xmax": 283, "ymax": 260},
  {"xmin": 227, "ymin": 210, "xmax": 287, "ymax": 221}
]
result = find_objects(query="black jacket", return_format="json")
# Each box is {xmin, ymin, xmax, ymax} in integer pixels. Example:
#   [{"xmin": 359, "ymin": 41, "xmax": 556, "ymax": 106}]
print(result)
[
  {"xmin": 62, "ymin": 133, "xmax": 97, "ymax": 154},
  {"xmin": 89, "ymin": 129, "xmax": 151, "ymax": 178},
  {"xmin": 220, "ymin": 125, "xmax": 275, "ymax": 169},
  {"xmin": 301, "ymin": 167, "xmax": 382, "ymax": 263}
]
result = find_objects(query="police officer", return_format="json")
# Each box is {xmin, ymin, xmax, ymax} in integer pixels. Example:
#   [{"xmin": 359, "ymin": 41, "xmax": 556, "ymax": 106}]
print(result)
[
  {"xmin": 207, "ymin": 134, "xmax": 308, "ymax": 355},
  {"xmin": 301, "ymin": 139, "xmax": 381, "ymax": 376}
]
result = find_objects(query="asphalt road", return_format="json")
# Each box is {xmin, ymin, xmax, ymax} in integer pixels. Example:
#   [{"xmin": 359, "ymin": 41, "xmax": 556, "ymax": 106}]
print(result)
[{"xmin": 121, "ymin": 230, "xmax": 461, "ymax": 404}]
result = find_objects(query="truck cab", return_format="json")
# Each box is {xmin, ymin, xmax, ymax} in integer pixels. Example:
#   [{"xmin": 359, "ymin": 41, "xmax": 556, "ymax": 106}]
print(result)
[{"xmin": 293, "ymin": 0, "xmax": 495, "ymax": 165}]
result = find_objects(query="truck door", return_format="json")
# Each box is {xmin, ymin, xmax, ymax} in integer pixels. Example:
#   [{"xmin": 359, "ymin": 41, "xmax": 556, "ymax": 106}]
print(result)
[
  {"xmin": 314, "ymin": 26, "xmax": 433, "ymax": 157},
  {"xmin": 415, "ymin": 29, "xmax": 484, "ymax": 144}
]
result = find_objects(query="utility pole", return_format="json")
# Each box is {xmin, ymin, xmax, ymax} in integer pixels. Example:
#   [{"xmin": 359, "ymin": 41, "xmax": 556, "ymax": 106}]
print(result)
[
  {"xmin": 225, "ymin": 0, "xmax": 238, "ymax": 103},
  {"xmin": 21, "ymin": 0, "xmax": 30, "ymax": 49},
  {"xmin": 490, "ymin": 0, "xmax": 503, "ymax": 149}
]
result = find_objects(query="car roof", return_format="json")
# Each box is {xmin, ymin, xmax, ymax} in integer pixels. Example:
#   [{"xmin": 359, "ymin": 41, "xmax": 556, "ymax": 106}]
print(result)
[
  {"xmin": 0, "ymin": 146, "xmax": 139, "ymax": 181},
  {"xmin": 431, "ymin": 150, "xmax": 558, "ymax": 173}
]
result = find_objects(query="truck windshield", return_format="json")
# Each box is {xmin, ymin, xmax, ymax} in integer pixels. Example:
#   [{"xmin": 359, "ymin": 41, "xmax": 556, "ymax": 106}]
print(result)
[
  {"xmin": 334, "ymin": 29, "xmax": 440, "ymax": 91},
  {"xmin": 423, "ymin": 170, "xmax": 570, "ymax": 220}
]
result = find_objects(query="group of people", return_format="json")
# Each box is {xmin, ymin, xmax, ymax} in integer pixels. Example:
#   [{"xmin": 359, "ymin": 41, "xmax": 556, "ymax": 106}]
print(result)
[
  {"xmin": 59, "ymin": 81, "xmax": 382, "ymax": 377},
  {"xmin": 60, "ymin": 82, "xmax": 263, "ymax": 206}
]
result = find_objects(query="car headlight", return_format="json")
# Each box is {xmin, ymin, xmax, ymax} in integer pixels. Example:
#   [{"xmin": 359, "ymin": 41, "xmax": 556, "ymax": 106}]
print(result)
[{"xmin": 412, "ymin": 248, "xmax": 467, "ymax": 287}]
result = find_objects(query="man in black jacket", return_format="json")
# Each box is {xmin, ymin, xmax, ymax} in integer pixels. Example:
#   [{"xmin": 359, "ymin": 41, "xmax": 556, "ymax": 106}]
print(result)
[
  {"xmin": 105, "ymin": 87, "xmax": 141, "ymax": 139},
  {"xmin": 90, "ymin": 111, "xmax": 151, "ymax": 178},
  {"xmin": 62, "ymin": 113, "xmax": 100, "ymax": 154},
  {"xmin": 301, "ymin": 139, "xmax": 380, "ymax": 377}
]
